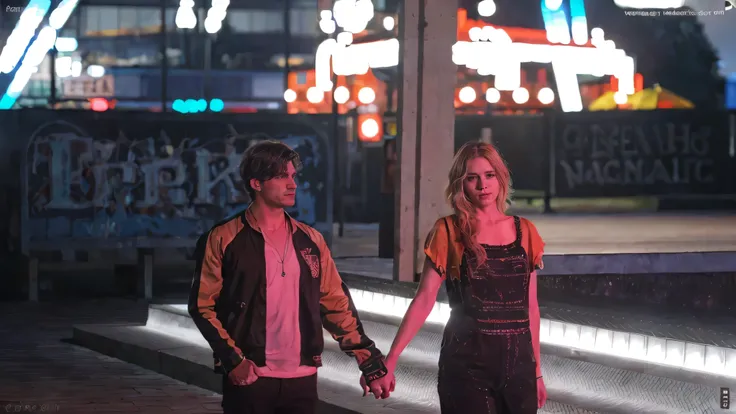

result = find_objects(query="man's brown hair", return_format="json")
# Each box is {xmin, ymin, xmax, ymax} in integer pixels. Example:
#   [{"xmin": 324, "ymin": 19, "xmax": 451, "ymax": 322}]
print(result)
[{"xmin": 239, "ymin": 140, "xmax": 302, "ymax": 201}]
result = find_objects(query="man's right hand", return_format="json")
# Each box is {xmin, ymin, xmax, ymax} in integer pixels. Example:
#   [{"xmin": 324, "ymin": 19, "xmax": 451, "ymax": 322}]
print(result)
[
  {"xmin": 228, "ymin": 357, "xmax": 259, "ymax": 386},
  {"xmin": 360, "ymin": 370, "xmax": 396, "ymax": 399}
]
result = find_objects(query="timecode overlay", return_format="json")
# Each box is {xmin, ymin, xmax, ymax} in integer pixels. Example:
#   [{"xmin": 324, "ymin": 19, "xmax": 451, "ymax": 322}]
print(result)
[{"xmin": 1, "ymin": 402, "xmax": 61, "ymax": 413}]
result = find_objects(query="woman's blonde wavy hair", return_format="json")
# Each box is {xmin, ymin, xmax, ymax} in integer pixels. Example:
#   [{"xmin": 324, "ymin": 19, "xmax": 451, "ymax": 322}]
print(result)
[{"xmin": 444, "ymin": 141, "xmax": 513, "ymax": 264}]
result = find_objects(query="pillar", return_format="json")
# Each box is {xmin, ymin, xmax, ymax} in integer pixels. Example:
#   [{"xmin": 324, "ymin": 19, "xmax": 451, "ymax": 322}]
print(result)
[{"xmin": 394, "ymin": 0, "xmax": 457, "ymax": 282}]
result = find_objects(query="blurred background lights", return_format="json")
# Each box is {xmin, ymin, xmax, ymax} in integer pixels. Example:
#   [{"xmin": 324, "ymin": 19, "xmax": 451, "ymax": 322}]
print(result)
[
  {"xmin": 477, "ymin": 0, "xmax": 497, "ymax": 16},
  {"xmin": 358, "ymin": 87, "xmax": 375, "ymax": 104},
  {"xmin": 334, "ymin": 86, "xmax": 350, "ymax": 104},
  {"xmin": 512, "ymin": 87, "xmax": 530, "ymax": 104},
  {"xmin": 284, "ymin": 89, "xmax": 297, "ymax": 102},
  {"xmin": 459, "ymin": 86, "xmax": 476, "ymax": 104},
  {"xmin": 486, "ymin": 88, "xmax": 501, "ymax": 103},
  {"xmin": 537, "ymin": 87, "xmax": 555, "ymax": 104}
]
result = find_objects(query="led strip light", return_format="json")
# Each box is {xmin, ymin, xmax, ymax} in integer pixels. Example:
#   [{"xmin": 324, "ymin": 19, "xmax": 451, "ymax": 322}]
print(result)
[
  {"xmin": 159, "ymin": 287, "xmax": 735, "ymax": 380},
  {"xmin": 348, "ymin": 289, "xmax": 736, "ymax": 379}
]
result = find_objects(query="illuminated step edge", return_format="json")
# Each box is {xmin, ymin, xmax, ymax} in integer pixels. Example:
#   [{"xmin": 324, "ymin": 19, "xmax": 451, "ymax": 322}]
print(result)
[
  {"xmin": 148, "ymin": 302, "xmax": 736, "ymax": 412},
  {"xmin": 145, "ymin": 305, "xmax": 440, "ymax": 411},
  {"xmin": 347, "ymin": 288, "xmax": 736, "ymax": 380},
  {"xmin": 156, "ymin": 289, "xmax": 736, "ymax": 380}
]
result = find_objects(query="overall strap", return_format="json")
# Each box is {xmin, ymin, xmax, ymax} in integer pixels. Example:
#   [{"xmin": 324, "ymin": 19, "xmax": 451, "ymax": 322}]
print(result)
[{"xmin": 512, "ymin": 216, "xmax": 522, "ymax": 247}]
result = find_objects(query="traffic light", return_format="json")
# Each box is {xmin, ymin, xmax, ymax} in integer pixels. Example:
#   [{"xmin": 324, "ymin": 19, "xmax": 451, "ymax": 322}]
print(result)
[{"xmin": 172, "ymin": 98, "xmax": 225, "ymax": 113}]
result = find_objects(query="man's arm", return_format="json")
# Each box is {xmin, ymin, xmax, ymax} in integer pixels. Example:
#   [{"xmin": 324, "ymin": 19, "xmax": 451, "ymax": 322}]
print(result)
[
  {"xmin": 187, "ymin": 229, "xmax": 244, "ymax": 372},
  {"xmin": 311, "ymin": 229, "xmax": 387, "ymax": 381}
]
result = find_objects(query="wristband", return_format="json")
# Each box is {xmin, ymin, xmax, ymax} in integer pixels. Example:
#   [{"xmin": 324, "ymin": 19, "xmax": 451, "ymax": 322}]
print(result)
[
  {"xmin": 360, "ymin": 357, "xmax": 388, "ymax": 382},
  {"xmin": 223, "ymin": 351, "xmax": 245, "ymax": 373}
]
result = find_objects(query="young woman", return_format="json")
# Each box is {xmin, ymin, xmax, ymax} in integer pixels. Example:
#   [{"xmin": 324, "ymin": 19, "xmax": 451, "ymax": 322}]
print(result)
[{"xmin": 384, "ymin": 141, "xmax": 547, "ymax": 413}]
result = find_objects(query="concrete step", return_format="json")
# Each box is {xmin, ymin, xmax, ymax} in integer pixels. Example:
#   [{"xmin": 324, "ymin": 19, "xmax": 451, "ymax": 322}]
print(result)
[
  {"xmin": 72, "ymin": 303, "xmax": 736, "ymax": 413},
  {"xmin": 72, "ymin": 305, "xmax": 600, "ymax": 414},
  {"xmin": 70, "ymin": 323, "xmax": 369, "ymax": 414},
  {"xmin": 70, "ymin": 324, "xmax": 601, "ymax": 414}
]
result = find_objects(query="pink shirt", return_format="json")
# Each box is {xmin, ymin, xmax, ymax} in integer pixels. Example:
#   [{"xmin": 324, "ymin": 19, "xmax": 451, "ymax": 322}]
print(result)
[{"xmin": 255, "ymin": 235, "xmax": 319, "ymax": 378}]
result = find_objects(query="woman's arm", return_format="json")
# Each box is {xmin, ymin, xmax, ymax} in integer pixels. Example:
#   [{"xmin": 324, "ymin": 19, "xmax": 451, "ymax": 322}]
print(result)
[
  {"xmin": 384, "ymin": 258, "xmax": 444, "ymax": 370},
  {"xmin": 528, "ymin": 270, "xmax": 542, "ymax": 377}
]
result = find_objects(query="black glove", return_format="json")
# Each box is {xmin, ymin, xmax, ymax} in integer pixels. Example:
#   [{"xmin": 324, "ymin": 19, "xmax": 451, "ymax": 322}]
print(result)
[{"xmin": 360, "ymin": 356, "xmax": 388, "ymax": 382}]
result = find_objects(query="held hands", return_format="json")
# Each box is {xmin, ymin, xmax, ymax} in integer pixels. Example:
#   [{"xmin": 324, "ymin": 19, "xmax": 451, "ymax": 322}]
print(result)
[
  {"xmin": 228, "ymin": 357, "xmax": 259, "ymax": 386},
  {"xmin": 359, "ymin": 358, "xmax": 396, "ymax": 399},
  {"xmin": 360, "ymin": 370, "xmax": 396, "ymax": 399}
]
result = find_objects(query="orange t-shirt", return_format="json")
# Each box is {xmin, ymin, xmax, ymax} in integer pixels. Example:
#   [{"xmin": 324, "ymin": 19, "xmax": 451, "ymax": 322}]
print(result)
[{"xmin": 423, "ymin": 215, "xmax": 545, "ymax": 280}]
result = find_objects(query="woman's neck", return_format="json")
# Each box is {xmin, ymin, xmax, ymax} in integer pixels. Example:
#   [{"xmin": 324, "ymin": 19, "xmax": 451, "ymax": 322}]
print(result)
[{"xmin": 474, "ymin": 205, "xmax": 506, "ymax": 226}]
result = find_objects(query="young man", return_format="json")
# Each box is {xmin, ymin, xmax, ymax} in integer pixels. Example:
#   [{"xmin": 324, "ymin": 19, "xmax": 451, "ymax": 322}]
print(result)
[{"xmin": 188, "ymin": 140, "xmax": 394, "ymax": 414}]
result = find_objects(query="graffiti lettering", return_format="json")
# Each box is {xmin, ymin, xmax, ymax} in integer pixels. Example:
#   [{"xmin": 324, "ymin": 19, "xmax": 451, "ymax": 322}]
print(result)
[
  {"xmin": 559, "ymin": 157, "xmax": 714, "ymax": 189},
  {"xmin": 557, "ymin": 121, "xmax": 716, "ymax": 191},
  {"xmin": 25, "ymin": 121, "xmax": 326, "ymax": 243}
]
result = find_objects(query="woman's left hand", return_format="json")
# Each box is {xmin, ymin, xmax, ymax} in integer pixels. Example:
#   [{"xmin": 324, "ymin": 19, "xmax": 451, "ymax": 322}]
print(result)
[{"xmin": 537, "ymin": 377, "xmax": 547, "ymax": 408}]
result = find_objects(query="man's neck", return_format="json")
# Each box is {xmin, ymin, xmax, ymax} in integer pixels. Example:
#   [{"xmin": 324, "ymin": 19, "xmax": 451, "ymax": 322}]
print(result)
[{"xmin": 250, "ymin": 200, "xmax": 286, "ymax": 231}]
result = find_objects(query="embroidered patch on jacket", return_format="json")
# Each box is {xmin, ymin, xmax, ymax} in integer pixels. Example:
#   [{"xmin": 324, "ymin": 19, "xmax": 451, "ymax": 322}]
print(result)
[{"xmin": 301, "ymin": 248, "xmax": 320, "ymax": 278}]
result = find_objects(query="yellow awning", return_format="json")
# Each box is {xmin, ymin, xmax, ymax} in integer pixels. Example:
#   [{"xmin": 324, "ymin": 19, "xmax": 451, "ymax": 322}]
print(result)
[
  {"xmin": 588, "ymin": 91, "xmax": 620, "ymax": 111},
  {"xmin": 627, "ymin": 84, "xmax": 694, "ymax": 110}
]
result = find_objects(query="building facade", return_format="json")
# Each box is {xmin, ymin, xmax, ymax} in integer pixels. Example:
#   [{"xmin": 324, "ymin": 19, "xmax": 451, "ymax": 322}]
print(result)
[{"xmin": 1, "ymin": 0, "xmax": 385, "ymax": 112}]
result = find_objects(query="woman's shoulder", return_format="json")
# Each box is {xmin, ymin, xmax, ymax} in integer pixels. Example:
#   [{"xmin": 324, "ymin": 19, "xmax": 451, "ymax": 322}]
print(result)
[
  {"xmin": 515, "ymin": 215, "xmax": 537, "ymax": 227},
  {"xmin": 515, "ymin": 216, "xmax": 543, "ymax": 237},
  {"xmin": 438, "ymin": 213, "xmax": 457, "ymax": 222},
  {"xmin": 425, "ymin": 214, "xmax": 459, "ymax": 244}
]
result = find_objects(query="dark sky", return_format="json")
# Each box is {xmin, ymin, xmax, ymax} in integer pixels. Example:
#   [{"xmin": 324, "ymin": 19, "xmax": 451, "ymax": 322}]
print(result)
[{"xmin": 686, "ymin": 0, "xmax": 736, "ymax": 76}]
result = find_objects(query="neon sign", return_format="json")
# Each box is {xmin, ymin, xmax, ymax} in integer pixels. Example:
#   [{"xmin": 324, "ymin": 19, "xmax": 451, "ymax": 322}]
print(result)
[{"xmin": 310, "ymin": 0, "xmax": 635, "ymax": 112}]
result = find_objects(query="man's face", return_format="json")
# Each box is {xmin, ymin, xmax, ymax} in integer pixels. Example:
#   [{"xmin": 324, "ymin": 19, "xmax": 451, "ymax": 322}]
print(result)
[{"xmin": 252, "ymin": 161, "xmax": 298, "ymax": 208}]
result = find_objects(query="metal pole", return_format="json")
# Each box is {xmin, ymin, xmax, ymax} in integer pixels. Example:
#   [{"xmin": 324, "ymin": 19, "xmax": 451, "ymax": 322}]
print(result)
[
  {"xmin": 332, "ymin": 79, "xmax": 342, "ymax": 236},
  {"xmin": 160, "ymin": 0, "xmax": 168, "ymax": 112},
  {"xmin": 283, "ymin": 0, "xmax": 292, "ymax": 109},
  {"xmin": 204, "ymin": 35, "xmax": 212, "ymax": 101},
  {"xmin": 325, "ymin": 0, "xmax": 343, "ymax": 237},
  {"xmin": 49, "ymin": 50, "xmax": 57, "ymax": 107},
  {"xmin": 203, "ymin": 6, "xmax": 212, "ymax": 102}
]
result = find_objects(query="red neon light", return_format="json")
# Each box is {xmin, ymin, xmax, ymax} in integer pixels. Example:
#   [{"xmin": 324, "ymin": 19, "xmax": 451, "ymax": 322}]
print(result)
[{"xmin": 89, "ymin": 98, "xmax": 109, "ymax": 112}]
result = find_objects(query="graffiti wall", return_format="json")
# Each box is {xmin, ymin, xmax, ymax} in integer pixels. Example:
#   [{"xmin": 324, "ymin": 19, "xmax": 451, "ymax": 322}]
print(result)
[
  {"xmin": 14, "ymin": 110, "xmax": 333, "ymax": 251},
  {"xmin": 554, "ymin": 111, "xmax": 735, "ymax": 197}
]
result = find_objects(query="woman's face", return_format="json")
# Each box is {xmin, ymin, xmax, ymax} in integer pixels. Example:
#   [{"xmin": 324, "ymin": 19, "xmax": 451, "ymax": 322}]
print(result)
[{"xmin": 462, "ymin": 156, "xmax": 499, "ymax": 208}]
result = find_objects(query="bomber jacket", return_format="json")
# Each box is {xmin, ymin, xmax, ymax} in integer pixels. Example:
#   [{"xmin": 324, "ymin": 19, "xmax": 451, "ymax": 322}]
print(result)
[{"xmin": 188, "ymin": 207, "xmax": 387, "ymax": 381}]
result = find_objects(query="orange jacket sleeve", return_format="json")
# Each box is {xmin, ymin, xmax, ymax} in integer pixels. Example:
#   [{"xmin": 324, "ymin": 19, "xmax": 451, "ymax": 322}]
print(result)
[
  {"xmin": 187, "ymin": 228, "xmax": 244, "ymax": 372},
  {"xmin": 308, "ymin": 228, "xmax": 386, "ymax": 379}
]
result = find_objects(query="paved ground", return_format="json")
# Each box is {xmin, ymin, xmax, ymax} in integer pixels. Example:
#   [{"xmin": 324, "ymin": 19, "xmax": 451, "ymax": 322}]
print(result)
[
  {"xmin": 0, "ymin": 299, "xmax": 224, "ymax": 414},
  {"xmin": 0, "ymin": 299, "xmax": 605, "ymax": 414}
]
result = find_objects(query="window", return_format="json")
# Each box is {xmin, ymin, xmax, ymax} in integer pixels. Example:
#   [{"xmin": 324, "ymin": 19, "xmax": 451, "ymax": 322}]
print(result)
[
  {"xmin": 227, "ymin": 10, "xmax": 284, "ymax": 33},
  {"xmin": 81, "ymin": 6, "xmax": 160, "ymax": 36},
  {"xmin": 290, "ymin": 9, "xmax": 318, "ymax": 35}
]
